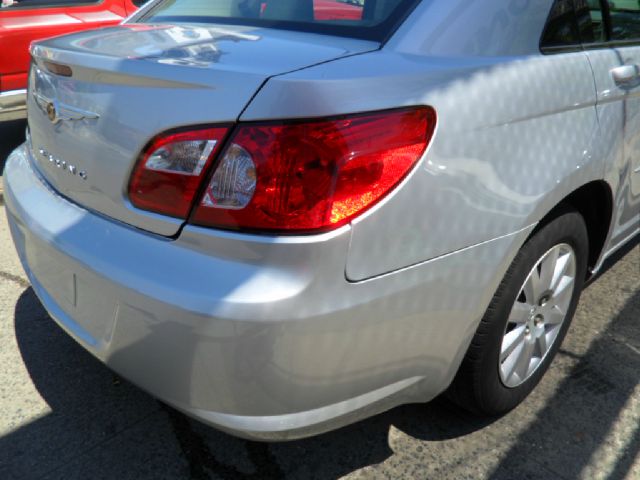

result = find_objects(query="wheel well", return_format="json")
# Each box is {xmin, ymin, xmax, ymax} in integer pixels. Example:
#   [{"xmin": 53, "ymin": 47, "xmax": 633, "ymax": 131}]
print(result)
[{"xmin": 536, "ymin": 181, "xmax": 613, "ymax": 276}]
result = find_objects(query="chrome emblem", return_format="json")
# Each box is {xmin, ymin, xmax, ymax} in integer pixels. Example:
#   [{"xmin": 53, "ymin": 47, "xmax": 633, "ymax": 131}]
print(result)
[
  {"xmin": 46, "ymin": 102, "xmax": 57, "ymax": 122},
  {"xmin": 34, "ymin": 92, "xmax": 99, "ymax": 125},
  {"xmin": 38, "ymin": 147, "xmax": 87, "ymax": 180}
]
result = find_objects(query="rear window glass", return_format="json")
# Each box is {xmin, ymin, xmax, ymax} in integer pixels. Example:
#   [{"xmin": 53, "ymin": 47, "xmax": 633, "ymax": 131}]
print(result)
[{"xmin": 138, "ymin": 0, "xmax": 421, "ymax": 41}]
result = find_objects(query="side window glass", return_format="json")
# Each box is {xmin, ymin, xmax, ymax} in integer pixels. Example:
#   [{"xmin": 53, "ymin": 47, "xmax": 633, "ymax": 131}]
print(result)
[
  {"xmin": 575, "ymin": 0, "xmax": 606, "ymax": 43},
  {"xmin": 541, "ymin": 0, "xmax": 581, "ymax": 50},
  {"xmin": 609, "ymin": 0, "xmax": 640, "ymax": 41}
]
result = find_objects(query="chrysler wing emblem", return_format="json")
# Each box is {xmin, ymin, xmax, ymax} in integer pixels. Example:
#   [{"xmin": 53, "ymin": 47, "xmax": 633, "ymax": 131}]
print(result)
[{"xmin": 34, "ymin": 92, "xmax": 99, "ymax": 124}]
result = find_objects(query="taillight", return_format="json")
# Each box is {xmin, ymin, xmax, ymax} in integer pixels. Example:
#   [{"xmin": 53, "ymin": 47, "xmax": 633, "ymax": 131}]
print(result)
[
  {"xmin": 128, "ymin": 127, "xmax": 229, "ymax": 218},
  {"xmin": 192, "ymin": 107, "xmax": 436, "ymax": 233}
]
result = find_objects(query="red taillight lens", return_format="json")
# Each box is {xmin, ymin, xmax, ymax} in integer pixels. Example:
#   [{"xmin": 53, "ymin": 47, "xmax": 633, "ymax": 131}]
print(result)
[
  {"xmin": 128, "ymin": 127, "xmax": 228, "ymax": 218},
  {"xmin": 191, "ymin": 107, "xmax": 436, "ymax": 233}
]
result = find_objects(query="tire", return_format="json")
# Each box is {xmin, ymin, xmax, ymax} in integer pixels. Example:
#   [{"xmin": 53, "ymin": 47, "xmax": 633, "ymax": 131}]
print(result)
[{"xmin": 447, "ymin": 208, "xmax": 589, "ymax": 415}]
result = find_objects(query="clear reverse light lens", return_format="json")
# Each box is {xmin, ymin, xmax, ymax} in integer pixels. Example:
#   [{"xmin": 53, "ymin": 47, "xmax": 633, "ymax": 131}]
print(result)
[
  {"xmin": 128, "ymin": 127, "xmax": 228, "ymax": 219},
  {"xmin": 201, "ymin": 143, "xmax": 256, "ymax": 209},
  {"xmin": 145, "ymin": 140, "xmax": 217, "ymax": 176}
]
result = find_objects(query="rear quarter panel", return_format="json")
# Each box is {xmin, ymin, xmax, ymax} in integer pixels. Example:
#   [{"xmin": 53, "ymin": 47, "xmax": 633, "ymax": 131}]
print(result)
[{"xmin": 242, "ymin": 49, "xmax": 603, "ymax": 280}]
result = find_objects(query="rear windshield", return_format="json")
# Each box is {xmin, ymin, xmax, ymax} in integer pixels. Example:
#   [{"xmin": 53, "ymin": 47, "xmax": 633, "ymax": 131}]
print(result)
[{"xmin": 138, "ymin": 0, "xmax": 421, "ymax": 42}]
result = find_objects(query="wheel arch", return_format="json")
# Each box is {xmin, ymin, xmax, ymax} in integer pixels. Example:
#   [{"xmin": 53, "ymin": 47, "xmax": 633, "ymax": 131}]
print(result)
[{"xmin": 530, "ymin": 180, "xmax": 614, "ymax": 278}]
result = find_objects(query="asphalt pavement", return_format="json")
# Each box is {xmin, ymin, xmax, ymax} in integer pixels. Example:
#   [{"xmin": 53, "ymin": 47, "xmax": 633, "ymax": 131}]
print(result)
[{"xmin": 1, "ymin": 122, "xmax": 639, "ymax": 480}]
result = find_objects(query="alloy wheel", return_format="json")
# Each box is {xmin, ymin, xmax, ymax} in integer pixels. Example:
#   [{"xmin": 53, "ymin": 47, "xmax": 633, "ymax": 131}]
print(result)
[{"xmin": 499, "ymin": 243, "xmax": 577, "ymax": 388}]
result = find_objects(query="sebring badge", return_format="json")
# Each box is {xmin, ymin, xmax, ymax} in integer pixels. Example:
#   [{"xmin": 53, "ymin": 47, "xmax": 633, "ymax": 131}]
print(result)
[
  {"xmin": 34, "ymin": 92, "xmax": 99, "ymax": 125},
  {"xmin": 38, "ymin": 147, "xmax": 88, "ymax": 180}
]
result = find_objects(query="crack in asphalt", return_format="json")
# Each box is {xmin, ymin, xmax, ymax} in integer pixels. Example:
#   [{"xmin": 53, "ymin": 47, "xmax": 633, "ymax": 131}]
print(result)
[
  {"xmin": 608, "ymin": 333, "xmax": 640, "ymax": 356},
  {"xmin": 0, "ymin": 270, "xmax": 30, "ymax": 289},
  {"xmin": 161, "ymin": 403, "xmax": 285, "ymax": 480}
]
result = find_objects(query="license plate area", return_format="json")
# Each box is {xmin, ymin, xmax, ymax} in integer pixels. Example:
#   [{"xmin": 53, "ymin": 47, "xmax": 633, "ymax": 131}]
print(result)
[{"xmin": 25, "ymin": 233, "xmax": 117, "ymax": 345}]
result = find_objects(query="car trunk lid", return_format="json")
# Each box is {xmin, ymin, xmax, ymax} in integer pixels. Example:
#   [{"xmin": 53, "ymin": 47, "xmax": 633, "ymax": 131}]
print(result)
[{"xmin": 27, "ymin": 24, "xmax": 376, "ymax": 236}]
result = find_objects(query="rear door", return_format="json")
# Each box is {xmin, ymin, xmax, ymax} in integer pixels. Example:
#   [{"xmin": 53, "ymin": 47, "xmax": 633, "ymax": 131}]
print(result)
[
  {"xmin": 607, "ymin": 1, "xmax": 640, "ymax": 224},
  {"xmin": 578, "ymin": 0, "xmax": 640, "ymax": 244}
]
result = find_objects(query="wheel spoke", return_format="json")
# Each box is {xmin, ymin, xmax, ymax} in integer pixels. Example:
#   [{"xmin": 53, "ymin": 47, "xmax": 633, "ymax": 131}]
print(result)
[
  {"xmin": 523, "ymin": 269, "xmax": 542, "ymax": 305},
  {"xmin": 553, "ymin": 275, "xmax": 574, "ymax": 305},
  {"xmin": 539, "ymin": 248, "xmax": 559, "ymax": 292},
  {"xmin": 514, "ymin": 340, "xmax": 535, "ymax": 381},
  {"xmin": 545, "ymin": 305, "xmax": 566, "ymax": 325},
  {"xmin": 501, "ymin": 325, "xmax": 526, "ymax": 361},
  {"xmin": 502, "ymin": 341, "xmax": 525, "ymax": 380},
  {"xmin": 508, "ymin": 302, "xmax": 531, "ymax": 324},
  {"xmin": 550, "ymin": 251, "xmax": 571, "ymax": 291},
  {"xmin": 537, "ymin": 331, "xmax": 548, "ymax": 355}
]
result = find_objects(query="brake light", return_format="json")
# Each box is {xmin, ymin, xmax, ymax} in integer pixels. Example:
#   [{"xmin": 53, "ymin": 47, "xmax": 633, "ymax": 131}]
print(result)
[
  {"xmin": 128, "ymin": 127, "xmax": 228, "ymax": 218},
  {"xmin": 191, "ymin": 107, "xmax": 436, "ymax": 233}
]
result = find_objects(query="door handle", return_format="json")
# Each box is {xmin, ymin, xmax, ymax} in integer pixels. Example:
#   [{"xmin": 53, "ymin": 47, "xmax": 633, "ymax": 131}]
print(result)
[{"xmin": 611, "ymin": 64, "xmax": 640, "ymax": 88}]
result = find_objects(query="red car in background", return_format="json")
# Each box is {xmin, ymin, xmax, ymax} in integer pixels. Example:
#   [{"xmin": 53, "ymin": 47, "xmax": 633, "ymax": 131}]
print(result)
[
  {"xmin": 0, "ymin": 0, "xmax": 140, "ymax": 122},
  {"xmin": 314, "ymin": 0, "xmax": 363, "ymax": 20}
]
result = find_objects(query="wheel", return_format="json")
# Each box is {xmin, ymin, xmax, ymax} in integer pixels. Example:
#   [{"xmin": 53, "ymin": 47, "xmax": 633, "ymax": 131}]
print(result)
[{"xmin": 447, "ymin": 208, "xmax": 589, "ymax": 415}]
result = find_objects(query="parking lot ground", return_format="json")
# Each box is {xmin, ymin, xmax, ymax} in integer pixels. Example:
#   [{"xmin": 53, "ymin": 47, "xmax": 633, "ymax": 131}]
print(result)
[{"xmin": 1, "ymin": 123, "xmax": 639, "ymax": 479}]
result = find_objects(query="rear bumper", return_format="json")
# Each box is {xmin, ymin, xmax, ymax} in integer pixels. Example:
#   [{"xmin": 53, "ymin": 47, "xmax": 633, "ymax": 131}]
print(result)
[
  {"xmin": 3, "ymin": 144, "xmax": 533, "ymax": 440},
  {"xmin": 0, "ymin": 90, "xmax": 27, "ymax": 122}
]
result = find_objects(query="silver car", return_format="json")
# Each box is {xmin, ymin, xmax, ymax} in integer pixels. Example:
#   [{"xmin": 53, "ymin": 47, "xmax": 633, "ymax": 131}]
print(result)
[{"xmin": 3, "ymin": 0, "xmax": 640, "ymax": 440}]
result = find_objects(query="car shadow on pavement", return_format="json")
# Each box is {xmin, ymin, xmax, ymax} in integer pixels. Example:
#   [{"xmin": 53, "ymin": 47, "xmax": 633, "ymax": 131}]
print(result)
[{"xmin": 2, "ymin": 242, "xmax": 638, "ymax": 479}]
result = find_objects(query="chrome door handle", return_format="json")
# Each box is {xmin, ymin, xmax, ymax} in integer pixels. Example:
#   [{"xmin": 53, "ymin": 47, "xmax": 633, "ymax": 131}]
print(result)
[{"xmin": 611, "ymin": 65, "xmax": 640, "ymax": 87}]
